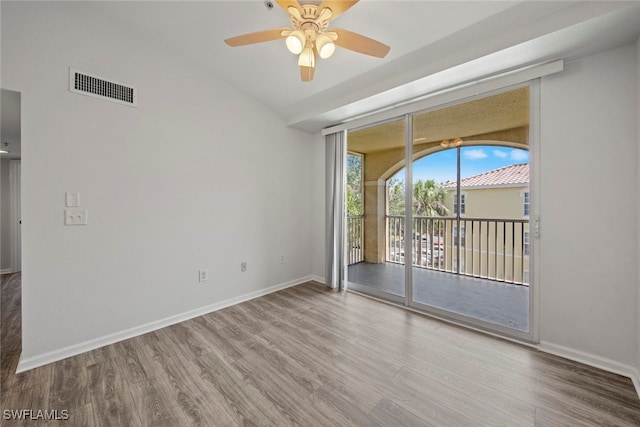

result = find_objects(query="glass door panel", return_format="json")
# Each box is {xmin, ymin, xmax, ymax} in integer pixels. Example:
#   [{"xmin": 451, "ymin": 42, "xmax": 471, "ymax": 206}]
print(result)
[
  {"xmin": 346, "ymin": 117, "xmax": 407, "ymax": 300},
  {"xmin": 410, "ymin": 87, "xmax": 531, "ymax": 333}
]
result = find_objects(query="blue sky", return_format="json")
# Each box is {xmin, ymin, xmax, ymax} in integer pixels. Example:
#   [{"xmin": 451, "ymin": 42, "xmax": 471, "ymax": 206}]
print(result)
[{"xmin": 391, "ymin": 145, "xmax": 529, "ymax": 184}]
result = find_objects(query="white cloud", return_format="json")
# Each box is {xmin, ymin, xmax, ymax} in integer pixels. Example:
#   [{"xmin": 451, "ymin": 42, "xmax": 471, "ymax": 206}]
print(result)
[
  {"xmin": 463, "ymin": 149, "xmax": 488, "ymax": 160},
  {"xmin": 493, "ymin": 150, "xmax": 508, "ymax": 158},
  {"xmin": 510, "ymin": 149, "xmax": 528, "ymax": 161}
]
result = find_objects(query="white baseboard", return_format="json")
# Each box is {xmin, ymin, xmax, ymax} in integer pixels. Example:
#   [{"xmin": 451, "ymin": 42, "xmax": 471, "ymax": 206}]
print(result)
[
  {"xmin": 632, "ymin": 371, "xmax": 640, "ymax": 401},
  {"xmin": 16, "ymin": 275, "xmax": 313, "ymax": 373},
  {"xmin": 309, "ymin": 275, "xmax": 325, "ymax": 284},
  {"xmin": 539, "ymin": 341, "xmax": 640, "ymax": 399},
  {"xmin": 1, "ymin": 268, "xmax": 15, "ymax": 274}
]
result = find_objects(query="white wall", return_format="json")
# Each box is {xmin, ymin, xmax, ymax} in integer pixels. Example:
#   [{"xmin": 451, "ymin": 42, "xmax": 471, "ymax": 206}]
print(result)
[
  {"xmin": 539, "ymin": 43, "xmax": 638, "ymax": 371},
  {"xmin": 1, "ymin": 2, "xmax": 314, "ymax": 368},
  {"xmin": 0, "ymin": 159, "xmax": 11, "ymax": 271},
  {"xmin": 637, "ymin": 37, "xmax": 640, "ymax": 380}
]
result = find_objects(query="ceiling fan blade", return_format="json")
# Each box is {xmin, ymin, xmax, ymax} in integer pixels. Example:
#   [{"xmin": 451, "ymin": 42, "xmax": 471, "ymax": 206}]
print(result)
[
  {"xmin": 317, "ymin": 0, "xmax": 359, "ymax": 21},
  {"xmin": 332, "ymin": 28, "xmax": 390, "ymax": 58},
  {"xmin": 224, "ymin": 28, "xmax": 289, "ymax": 47},
  {"xmin": 275, "ymin": 0, "xmax": 302, "ymax": 15},
  {"xmin": 300, "ymin": 65, "xmax": 315, "ymax": 82}
]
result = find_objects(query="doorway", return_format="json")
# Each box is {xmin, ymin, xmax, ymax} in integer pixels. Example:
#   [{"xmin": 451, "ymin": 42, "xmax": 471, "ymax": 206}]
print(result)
[
  {"xmin": 1, "ymin": 89, "xmax": 22, "ymax": 274},
  {"xmin": 346, "ymin": 85, "xmax": 534, "ymax": 340},
  {"xmin": 1, "ymin": 89, "xmax": 23, "ymax": 381}
]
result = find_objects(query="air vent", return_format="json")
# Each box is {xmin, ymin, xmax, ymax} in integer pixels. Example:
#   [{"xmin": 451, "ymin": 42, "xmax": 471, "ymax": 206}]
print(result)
[{"xmin": 69, "ymin": 68, "xmax": 137, "ymax": 107}]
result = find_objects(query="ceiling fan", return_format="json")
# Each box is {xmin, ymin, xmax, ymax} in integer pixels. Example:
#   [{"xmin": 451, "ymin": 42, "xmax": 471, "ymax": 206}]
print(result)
[{"xmin": 224, "ymin": 0, "xmax": 390, "ymax": 82}]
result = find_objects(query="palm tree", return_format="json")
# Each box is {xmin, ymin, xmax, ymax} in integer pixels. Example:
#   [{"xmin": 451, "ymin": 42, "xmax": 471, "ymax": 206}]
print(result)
[
  {"xmin": 412, "ymin": 179, "xmax": 448, "ymax": 217},
  {"xmin": 386, "ymin": 177, "xmax": 405, "ymax": 216}
]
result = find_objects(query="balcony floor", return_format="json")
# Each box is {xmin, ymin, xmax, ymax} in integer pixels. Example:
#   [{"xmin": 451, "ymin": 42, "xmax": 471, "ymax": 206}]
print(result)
[{"xmin": 347, "ymin": 262, "xmax": 529, "ymax": 332}]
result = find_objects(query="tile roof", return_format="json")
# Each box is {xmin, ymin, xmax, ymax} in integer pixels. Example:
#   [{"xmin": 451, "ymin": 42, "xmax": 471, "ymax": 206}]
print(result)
[{"xmin": 442, "ymin": 163, "xmax": 529, "ymax": 188}]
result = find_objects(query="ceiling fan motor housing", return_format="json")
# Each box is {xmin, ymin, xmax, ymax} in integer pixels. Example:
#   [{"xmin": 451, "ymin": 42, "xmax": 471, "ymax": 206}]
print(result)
[{"xmin": 290, "ymin": 5, "xmax": 330, "ymax": 32}]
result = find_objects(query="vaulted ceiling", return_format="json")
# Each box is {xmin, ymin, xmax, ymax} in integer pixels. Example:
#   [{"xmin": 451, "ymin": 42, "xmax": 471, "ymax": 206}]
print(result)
[
  {"xmin": 5, "ymin": 1, "xmax": 640, "ymax": 141},
  {"xmin": 86, "ymin": 1, "xmax": 640, "ymax": 133}
]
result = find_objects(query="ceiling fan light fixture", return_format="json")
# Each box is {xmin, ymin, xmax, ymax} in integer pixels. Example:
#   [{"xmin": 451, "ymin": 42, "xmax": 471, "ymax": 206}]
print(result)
[
  {"xmin": 285, "ymin": 30, "xmax": 305, "ymax": 54},
  {"xmin": 441, "ymin": 138, "xmax": 464, "ymax": 148},
  {"xmin": 316, "ymin": 33, "xmax": 335, "ymax": 59},
  {"xmin": 298, "ymin": 45, "xmax": 316, "ymax": 68},
  {"xmin": 224, "ymin": 0, "xmax": 390, "ymax": 81}
]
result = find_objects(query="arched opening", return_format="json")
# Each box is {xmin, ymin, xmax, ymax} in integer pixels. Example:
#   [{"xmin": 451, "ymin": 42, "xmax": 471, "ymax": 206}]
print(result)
[
  {"xmin": 386, "ymin": 144, "xmax": 529, "ymax": 270},
  {"xmin": 381, "ymin": 139, "xmax": 528, "ymax": 183}
]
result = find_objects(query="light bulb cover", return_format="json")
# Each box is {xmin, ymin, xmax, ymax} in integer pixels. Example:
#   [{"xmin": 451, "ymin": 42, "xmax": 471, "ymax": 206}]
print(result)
[
  {"xmin": 315, "ymin": 34, "xmax": 335, "ymax": 59},
  {"xmin": 298, "ymin": 45, "xmax": 315, "ymax": 68},
  {"xmin": 286, "ymin": 30, "xmax": 305, "ymax": 54}
]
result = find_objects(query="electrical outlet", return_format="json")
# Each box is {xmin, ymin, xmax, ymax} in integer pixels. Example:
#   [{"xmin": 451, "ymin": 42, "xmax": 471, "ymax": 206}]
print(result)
[
  {"xmin": 280, "ymin": 255, "xmax": 285, "ymax": 264},
  {"xmin": 240, "ymin": 262, "xmax": 247, "ymax": 272},
  {"xmin": 64, "ymin": 209, "xmax": 88, "ymax": 225},
  {"xmin": 198, "ymin": 269, "xmax": 208, "ymax": 282}
]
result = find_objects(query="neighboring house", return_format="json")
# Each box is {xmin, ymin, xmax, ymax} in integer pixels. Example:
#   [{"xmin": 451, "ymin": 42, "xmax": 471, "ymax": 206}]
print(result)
[
  {"xmin": 441, "ymin": 163, "xmax": 530, "ymax": 283},
  {"xmin": 442, "ymin": 163, "xmax": 530, "ymax": 220}
]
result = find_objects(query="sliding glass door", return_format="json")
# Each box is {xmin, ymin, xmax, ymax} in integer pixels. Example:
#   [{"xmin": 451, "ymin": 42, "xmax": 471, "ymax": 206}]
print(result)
[{"xmin": 346, "ymin": 85, "xmax": 533, "ymax": 340}]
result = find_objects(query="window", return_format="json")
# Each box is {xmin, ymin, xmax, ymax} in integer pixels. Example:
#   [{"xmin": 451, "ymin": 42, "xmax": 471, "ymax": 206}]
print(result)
[
  {"xmin": 523, "ymin": 191, "xmax": 530, "ymax": 217},
  {"xmin": 453, "ymin": 194, "xmax": 466, "ymax": 215},
  {"xmin": 454, "ymin": 225, "xmax": 466, "ymax": 247},
  {"xmin": 524, "ymin": 231, "xmax": 530, "ymax": 256}
]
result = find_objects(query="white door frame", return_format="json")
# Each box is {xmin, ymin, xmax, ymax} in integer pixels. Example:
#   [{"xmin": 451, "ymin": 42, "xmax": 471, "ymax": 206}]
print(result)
[
  {"xmin": 9, "ymin": 159, "xmax": 21, "ymax": 273},
  {"xmin": 346, "ymin": 82, "xmax": 540, "ymax": 344}
]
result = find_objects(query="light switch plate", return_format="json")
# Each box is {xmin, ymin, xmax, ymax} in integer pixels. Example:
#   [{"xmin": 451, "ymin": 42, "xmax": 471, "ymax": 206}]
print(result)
[
  {"xmin": 65, "ymin": 209, "xmax": 88, "ymax": 225},
  {"xmin": 65, "ymin": 192, "xmax": 80, "ymax": 207}
]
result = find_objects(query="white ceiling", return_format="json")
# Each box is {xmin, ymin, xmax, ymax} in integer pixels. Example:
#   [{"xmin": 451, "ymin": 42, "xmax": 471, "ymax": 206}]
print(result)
[
  {"xmin": 89, "ymin": 1, "xmax": 517, "ymax": 107},
  {"xmin": 86, "ymin": 0, "xmax": 640, "ymax": 133},
  {"xmin": 17, "ymin": 1, "xmax": 640, "ymax": 135}
]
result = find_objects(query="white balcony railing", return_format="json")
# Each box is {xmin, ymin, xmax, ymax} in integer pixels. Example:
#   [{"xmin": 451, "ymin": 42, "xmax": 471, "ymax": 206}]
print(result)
[
  {"xmin": 385, "ymin": 215, "xmax": 529, "ymax": 285},
  {"xmin": 347, "ymin": 216, "xmax": 364, "ymax": 265}
]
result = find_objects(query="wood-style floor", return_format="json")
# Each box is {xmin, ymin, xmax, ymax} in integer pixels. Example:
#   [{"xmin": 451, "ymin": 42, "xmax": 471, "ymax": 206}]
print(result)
[{"xmin": 2, "ymin": 273, "xmax": 640, "ymax": 426}]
